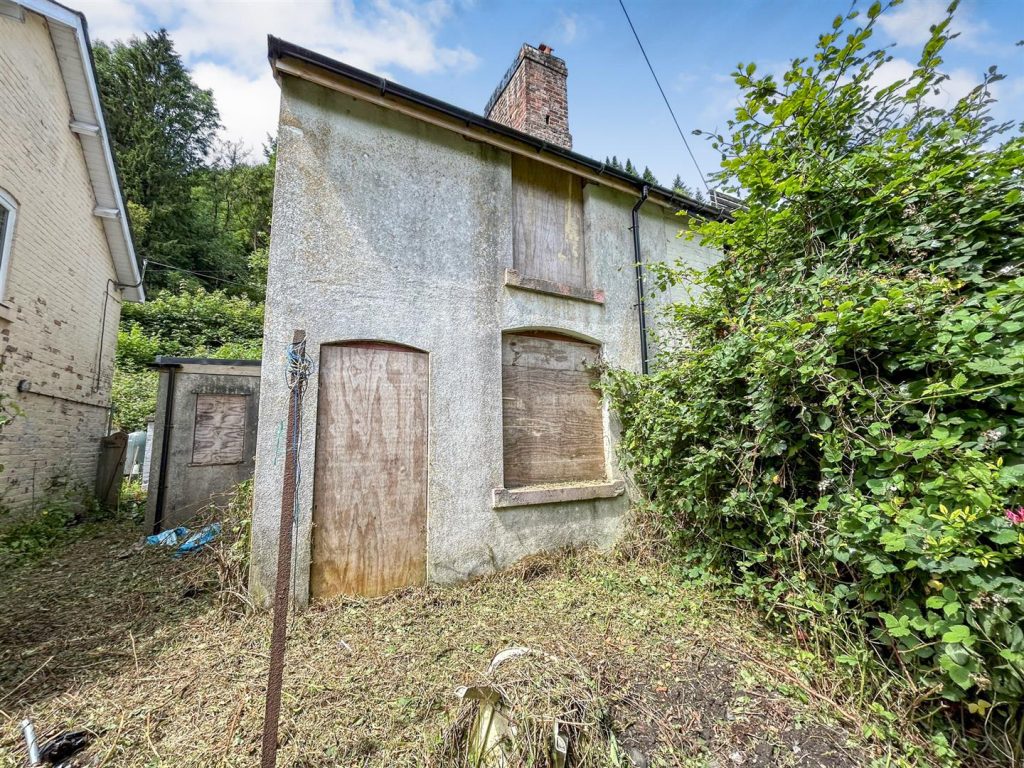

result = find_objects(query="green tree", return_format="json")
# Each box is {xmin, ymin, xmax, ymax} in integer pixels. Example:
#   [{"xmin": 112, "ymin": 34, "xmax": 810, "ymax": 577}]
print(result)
[
  {"xmin": 624, "ymin": 158, "xmax": 638, "ymax": 176},
  {"xmin": 605, "ymin": 0, "xmax": 1024, "ymax": 758},
  {"xmin": 93, "ymin": 30, "xmax": 220, "ymax": 284},
  {"xmin": 641, "ymin": 166, "xmax": 658, "ymax": 185},
  {"xmin": 187, "ymin": 140, "xmax": 276, "ymax": 296}
]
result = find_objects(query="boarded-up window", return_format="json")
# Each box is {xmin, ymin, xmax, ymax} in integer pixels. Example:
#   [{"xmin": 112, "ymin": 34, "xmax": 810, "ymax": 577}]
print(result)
[
  {"xmin": 192, "ymin": 394, "xmax": 247, "ymax": 465},
  {"xmin": 512, "ymin": 156, "xmax": 586, "ymax": 289},
  {"xmin": 502, "ymin": 332, "xmax": 604, "ymax": 487}
]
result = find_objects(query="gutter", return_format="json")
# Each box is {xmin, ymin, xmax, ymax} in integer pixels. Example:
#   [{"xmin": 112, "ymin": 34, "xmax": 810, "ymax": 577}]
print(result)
[
  {"xmin": 632, "ymin": 185, "xmax": 651, "ymax": 375},
  {"xmin": 266, "ymin": 36, "xmax": 731, "ymax": 222}
]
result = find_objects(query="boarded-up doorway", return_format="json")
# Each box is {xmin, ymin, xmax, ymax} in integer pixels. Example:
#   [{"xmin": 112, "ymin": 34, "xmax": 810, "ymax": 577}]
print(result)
[{"xmin": 311, "ymin": 342, "xmax": 428, "ymax": 599}]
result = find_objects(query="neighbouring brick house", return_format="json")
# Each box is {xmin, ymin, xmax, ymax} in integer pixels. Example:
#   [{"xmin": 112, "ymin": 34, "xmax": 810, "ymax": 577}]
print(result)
[
  {"xmin": 0, "ymin": 0, "xmax": 143, "ymax": 516},
  {"xmin": 250, "ymin": 38, "xmax": 726, "ymax": 605}
]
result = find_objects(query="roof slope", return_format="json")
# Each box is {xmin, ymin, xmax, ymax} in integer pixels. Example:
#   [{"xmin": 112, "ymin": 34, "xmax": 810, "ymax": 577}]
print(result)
[
  {"xmin": 267, "ymin": 36, "xmax": 730, "ymax": 221},
  {"xmin": 17, "ymin": 0, "xmax": 144, "ymax": 301}
]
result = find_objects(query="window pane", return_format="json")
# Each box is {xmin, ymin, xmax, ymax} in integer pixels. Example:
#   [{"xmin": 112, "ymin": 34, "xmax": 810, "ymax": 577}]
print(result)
[{"xmin": 0, "ymin": 207, "xmax": 7, "ymax": 270}]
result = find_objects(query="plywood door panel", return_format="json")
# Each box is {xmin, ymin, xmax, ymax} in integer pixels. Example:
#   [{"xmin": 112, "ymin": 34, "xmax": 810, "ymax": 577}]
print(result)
[
  {"xmin": 311, "ymin": 343, "xmax": 428, "ymax": 599},
  {"xmin": 502, "ymin": 333, "xmax": 604, "ymax": 487},
  {"xmin": 512, "ymin": 155, "xmax": 586, "ymax": 289}
]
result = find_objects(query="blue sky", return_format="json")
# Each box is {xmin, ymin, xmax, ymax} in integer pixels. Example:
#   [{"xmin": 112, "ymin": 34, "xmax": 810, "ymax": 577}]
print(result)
[{"xmin": 77, "ymin": 0, "xmax": 1023, "ymax": 190}]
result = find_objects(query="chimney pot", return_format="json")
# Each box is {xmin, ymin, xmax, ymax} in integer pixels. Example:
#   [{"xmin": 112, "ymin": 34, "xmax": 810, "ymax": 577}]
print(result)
[{"xmin": 538, "ymin": 43, "xmax": 553, "ymax": 54}]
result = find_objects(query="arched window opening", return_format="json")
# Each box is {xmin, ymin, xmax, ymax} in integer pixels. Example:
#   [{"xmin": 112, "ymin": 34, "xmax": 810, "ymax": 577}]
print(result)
[{"xmin": 501, "ymin": 330, "xmax": 605, "ymax": 488}]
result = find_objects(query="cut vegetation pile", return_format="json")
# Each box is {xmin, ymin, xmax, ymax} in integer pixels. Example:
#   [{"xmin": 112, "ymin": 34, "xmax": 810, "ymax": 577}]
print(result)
[{"xmin": 1, "ymin": 520, "xmax": 941, "ymax": 767}]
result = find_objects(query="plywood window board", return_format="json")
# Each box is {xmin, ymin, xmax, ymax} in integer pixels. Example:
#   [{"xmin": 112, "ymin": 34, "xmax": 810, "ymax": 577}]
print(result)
[
  {"xmin": 511, "ymin": 155, "xmax": 587, "ymax": 291},
  {"xmin": 191, "ymin": 393, "xmax": 248, "ymax": 465},
  {"xmin": 501, "ymin": 332, "xmax": 605, "ymax": 488}
]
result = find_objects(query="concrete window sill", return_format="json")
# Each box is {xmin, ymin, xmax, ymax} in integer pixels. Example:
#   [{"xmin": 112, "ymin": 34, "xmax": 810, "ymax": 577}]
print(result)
[
  {"xmin": 492, "ymin": 479, "xmax": 625, "ymax": 509},
  {"xmin": 504, "ymin": 269, "xmax": 605, "ymax": 305},
  {"xmin": 0, "ymin": 302, "xmax": 15, "ymax": 323}
]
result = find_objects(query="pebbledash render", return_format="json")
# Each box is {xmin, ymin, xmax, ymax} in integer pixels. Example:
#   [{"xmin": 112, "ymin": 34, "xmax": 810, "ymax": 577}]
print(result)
[
  {"xmin": 0, "ymin": 0, "xmax": 142, "ymax": 517},
  {"xmin": 249, "ymin": 39, "xmax": 723, "ymax": 605}
]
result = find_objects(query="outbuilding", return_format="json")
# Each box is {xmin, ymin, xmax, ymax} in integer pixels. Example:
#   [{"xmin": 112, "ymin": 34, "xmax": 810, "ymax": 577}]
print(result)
[
  {"xmin": 145, "ymin": 357, "xmax": 261, "ymax": 532},
  {"xmin": 249, "ymin": 39, "xmax": 723, "ymax": 605}
]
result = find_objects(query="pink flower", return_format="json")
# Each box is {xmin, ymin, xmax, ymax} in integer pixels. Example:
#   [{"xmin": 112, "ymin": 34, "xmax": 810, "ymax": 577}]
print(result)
[{"xmin": 1005, "ymin": 506, "xmax": 1024, "ymax": 526}]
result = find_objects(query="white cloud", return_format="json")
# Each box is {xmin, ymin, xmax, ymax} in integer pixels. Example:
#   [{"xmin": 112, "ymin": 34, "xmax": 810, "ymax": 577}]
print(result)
[
  {"xmin": 870, "ymin": 56, "xmax": 982, "ymax": 107},
  {"xmin": 557, "ymin": 12, "xmax": 578, "ymax": 45},
  {"xmin": 77, "ymin": 0, "xmax": 479, "ymax": 150},
  {"xmin": 877, "ymin": 0, "xmax": 989, "ymax": 50},
  {"xmin": 76, "ymin": 0, "xmax": 147, "ymax": 43},
  {"xmin": 190, "ymin": 62, "xmax": 281, "ymax": 154}
]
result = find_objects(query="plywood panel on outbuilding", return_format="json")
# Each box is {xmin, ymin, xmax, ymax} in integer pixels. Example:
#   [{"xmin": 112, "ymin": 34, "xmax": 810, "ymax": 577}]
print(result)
[
  {"xmin": 191, "ymin": 393, "xmax": 248, "ymax": 465},
  {"xmin": 311, "ymin": 342, "xmax": 428, "ymax": 599}
]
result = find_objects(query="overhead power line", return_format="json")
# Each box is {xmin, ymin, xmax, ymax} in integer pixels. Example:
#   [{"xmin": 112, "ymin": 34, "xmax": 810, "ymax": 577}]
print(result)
[
  {"xmin": 617, "ymin": 0, "xmax": 710, "ymax": 195},
  {"xmin": 144, "ymin": 259, "xmax": 257, "ymax": 290}
]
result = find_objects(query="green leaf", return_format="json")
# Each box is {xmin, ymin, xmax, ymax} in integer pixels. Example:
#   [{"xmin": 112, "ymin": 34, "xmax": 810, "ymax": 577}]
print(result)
[
  {"xmin": 966, "ymin": 359, "xmax": 1013, "ymax": 375},
  {"xmin": 942, "ymin": 625, "xmax": 972, "ymax": 644},
  {"xmin": 940, "ymin": 656, "xmax": 973, "ymax": 690}
]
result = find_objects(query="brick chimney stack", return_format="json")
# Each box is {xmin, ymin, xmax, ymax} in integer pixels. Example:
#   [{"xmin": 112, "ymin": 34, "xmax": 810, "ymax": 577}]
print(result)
[{"xmin": 484, "ymin": 42, "xmax": 572, "ymax": 150}]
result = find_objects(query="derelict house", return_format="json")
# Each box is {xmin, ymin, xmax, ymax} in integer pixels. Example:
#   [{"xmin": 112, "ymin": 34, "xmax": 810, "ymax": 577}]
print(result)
[{"xmin": 249, "ymin": 39, "xmax": 722, "ymax": 605}]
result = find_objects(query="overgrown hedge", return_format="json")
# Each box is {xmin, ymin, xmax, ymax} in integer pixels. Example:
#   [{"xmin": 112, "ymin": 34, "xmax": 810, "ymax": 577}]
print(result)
[
  {"xmin": 604, "ymin": 1, "xmax": 1024, "ymax": 757},
  {"xmin": 113, "ymin": 287, "xmax": 264, "ymax": 430}
]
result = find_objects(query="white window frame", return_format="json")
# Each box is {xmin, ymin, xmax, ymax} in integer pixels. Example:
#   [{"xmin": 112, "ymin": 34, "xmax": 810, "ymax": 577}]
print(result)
[{"xmin": 0, "ymin": 188, "xmax": 16, "ymax": 303}]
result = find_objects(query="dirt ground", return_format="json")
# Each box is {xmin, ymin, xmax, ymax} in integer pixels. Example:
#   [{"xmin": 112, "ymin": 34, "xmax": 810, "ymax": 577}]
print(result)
[{"xmin": 0, "ymin": 519, "xmax": 924, "ymax": 767}]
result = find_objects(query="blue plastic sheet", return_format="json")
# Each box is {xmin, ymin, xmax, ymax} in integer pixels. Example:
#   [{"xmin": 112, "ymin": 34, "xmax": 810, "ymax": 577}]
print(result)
[{"xmin": 146, "ymin": 523, "xmax": 221, "ymax": 556}]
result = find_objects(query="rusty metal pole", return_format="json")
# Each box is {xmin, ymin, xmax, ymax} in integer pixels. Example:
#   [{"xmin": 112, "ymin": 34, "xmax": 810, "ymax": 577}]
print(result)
[{"xmin": 261, "ymin": 329, "xmax": 306, "ymax": 768}]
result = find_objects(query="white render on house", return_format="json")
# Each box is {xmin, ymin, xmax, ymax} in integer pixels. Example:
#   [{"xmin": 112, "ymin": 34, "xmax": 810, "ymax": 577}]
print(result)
[
  {"xmin": 0, "ymin": 0, "xmax": 141, "ymax": 515},
  {"xmin": 249, "ymin": 41, "xmax": 720, "ymax": 605}
]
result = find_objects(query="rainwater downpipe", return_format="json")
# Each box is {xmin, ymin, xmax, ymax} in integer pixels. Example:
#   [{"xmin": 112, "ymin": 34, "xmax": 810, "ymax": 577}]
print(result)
[
  {"xmin": 631, "ymin": 184, "xmax": 651, "ymax": 374},
  {"xmin": 151, "ymin": 365, "xmax": 176, "ymax": 534}
]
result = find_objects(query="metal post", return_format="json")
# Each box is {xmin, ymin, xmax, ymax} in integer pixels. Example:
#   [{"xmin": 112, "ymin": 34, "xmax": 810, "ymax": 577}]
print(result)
[
  {"xmin": 21, "ymin": 719, "xmax": 40, "ymax": 766},
  {"xmin": 260, "ymin": 329, "xmax": 306, "ymax": 768}
]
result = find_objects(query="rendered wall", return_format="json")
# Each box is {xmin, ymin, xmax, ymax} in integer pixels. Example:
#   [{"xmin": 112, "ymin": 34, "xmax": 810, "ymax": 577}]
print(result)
[
  {"xmin": 144, "ymin": 362, "xmax": 261, "ymax": 531},
  {"xmin": 249, "ymin": 75, "xmax": 718, "ymax": 604},
  {"xmin": 0, "ymin": 10, "xmax": 121, "ymax": 517}
]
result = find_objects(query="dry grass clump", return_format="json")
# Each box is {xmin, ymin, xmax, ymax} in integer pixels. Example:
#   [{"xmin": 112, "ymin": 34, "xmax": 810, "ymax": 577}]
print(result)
[
  {"xmin": 436, "ymin": 647, "xmax": 610, "ymax": 767},
  {"xmin": 612, "ymin": 497, "xmax": 676, "ymax": 566},
  {"xmin": 0, "ymin": 516, "xmax": 935, "ymax": 767}
]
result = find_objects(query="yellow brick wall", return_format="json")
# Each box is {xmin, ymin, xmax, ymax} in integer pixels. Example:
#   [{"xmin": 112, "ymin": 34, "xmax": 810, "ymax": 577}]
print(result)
[{"xmin": 0, "ymin": 10, "xmax": 123, "ymax": 514}]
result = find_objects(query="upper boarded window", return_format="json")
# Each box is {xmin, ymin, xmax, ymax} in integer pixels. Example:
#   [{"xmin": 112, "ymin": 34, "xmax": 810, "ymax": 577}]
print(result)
[
  {"xmin": 192, "ymin": 394, "xmax": 247, "ymax": 465},
  {"xmin": 511, "ymin": 156, "xmax": 586, "ymax": 289},
  {"xmin": 501, "ymin": 331, "xmax": 605, "ymax": 488}
]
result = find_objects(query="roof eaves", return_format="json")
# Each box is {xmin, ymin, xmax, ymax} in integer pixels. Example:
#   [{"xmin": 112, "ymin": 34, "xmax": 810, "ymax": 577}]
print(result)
[
  {"xmin": 18, "ymin": 0, "xmax": 144, "ymax": 301},
  {"xmin": 266, "ymin": 35, "xmax": 731, "ymax": 222}
]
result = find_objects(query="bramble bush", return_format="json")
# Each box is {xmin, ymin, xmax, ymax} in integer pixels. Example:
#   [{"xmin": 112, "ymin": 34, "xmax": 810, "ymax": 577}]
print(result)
[{"xmin": 604, "ymin": 1, "xmax": 1024, "ymax": 758}]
